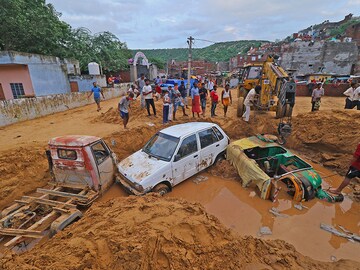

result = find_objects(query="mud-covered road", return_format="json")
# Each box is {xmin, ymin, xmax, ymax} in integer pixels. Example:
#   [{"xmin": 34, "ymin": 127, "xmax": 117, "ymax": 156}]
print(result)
[{"xmin": 0, "ymin": 90, "xmax": 359, "ymax": 268}]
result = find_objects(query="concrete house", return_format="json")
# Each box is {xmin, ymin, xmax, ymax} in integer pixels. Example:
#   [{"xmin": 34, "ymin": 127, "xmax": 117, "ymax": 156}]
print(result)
[{"xmin": 0, "ymin": 51, "xmax": 80, "ymax": 100}]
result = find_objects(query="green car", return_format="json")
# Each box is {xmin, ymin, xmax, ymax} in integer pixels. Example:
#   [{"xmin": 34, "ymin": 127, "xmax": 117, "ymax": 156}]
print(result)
[{"xmin": 227, "ymin": 135, "xmax": 343, "ymax": 202}]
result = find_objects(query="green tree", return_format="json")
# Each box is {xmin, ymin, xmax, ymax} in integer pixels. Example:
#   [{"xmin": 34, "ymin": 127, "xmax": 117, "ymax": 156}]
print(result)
[
  {"xmin": 0, "ymin": 0, "xmax": 132, "ymax": 72},
  {"xmin": 149, "ymin": 57, "xmax": 165, "ymax": 69},
  {"xmin": 0, "ymin": 0, "xmax": 72, "ymax": 55}
]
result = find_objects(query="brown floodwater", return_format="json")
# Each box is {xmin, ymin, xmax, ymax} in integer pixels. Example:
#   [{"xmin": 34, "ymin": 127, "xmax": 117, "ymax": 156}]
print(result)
[
  {"xmin": 167, "ymin": 165, "xmax": 360, "ymax": 263},
  {"xmin": 97, "ymin": 163, "xmax": 360, "ymax": 263}
]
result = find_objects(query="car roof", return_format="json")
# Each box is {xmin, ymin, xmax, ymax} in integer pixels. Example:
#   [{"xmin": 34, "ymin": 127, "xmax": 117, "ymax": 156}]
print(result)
[
  {"xmin": 160, "ymin": 122, "xmax": 217, "ymax": 138},
  {"xmin": 49, "ymin": 135, "xmax": 101, "ymax": 147}
]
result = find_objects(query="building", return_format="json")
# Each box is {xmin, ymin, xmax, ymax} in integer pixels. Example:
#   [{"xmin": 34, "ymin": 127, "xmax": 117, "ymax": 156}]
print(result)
[
  {"xmin": 168, "ymin": 59, "xmax": 217, "ymax": 78},
  {"xmin": 0, "ymin": 51, "xmax": 80, "ymax": 100}
]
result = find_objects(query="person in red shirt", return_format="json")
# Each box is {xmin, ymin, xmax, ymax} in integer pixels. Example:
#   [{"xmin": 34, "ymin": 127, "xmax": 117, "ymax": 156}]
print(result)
[
  {"xmin": 210, "ymin": 85, "xmax": 219, "ymax": 117},
  {"xmin": 329, "ymin": 143, "xmax": 360, "ymax": 194}
]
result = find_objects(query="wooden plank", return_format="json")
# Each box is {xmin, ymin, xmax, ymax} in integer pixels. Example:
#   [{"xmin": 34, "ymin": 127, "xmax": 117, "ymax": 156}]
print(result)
[
  {"xmin": 21, "ymin": 196, "xmax": 77, "ymax": 209},
  {"xmin": 53, "ymin": 207, "xmax": 70, "ymax": 213},
  {"xmin": 0, "ymin": 228, "xmax": 43, "ymax": 238},
  {"xmin": 36, "ymin": 188, "xmax": 89, "ymax": 200},
  {"xmin": 4, "ymin": 211, "xmax": 58, "ymax": 248}
]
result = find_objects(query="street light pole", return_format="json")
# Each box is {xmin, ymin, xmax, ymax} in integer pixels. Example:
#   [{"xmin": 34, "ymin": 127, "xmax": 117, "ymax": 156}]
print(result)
[{"xmin": 187, "ymin": 36, "xmax": 194, "ymax": 94}]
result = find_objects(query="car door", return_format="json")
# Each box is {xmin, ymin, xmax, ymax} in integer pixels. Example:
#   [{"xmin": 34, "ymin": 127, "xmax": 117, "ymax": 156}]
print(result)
[
  {"xmin": 172, "ymin": 134, "xmax": 200, "ymax": 186},
  {"xmin": 91, "ymin": 141, "xmax": 114, "ymax": 189},
  {"xmin": 198, "ymin": 127, "xmax": 222, "ymax": 171}
]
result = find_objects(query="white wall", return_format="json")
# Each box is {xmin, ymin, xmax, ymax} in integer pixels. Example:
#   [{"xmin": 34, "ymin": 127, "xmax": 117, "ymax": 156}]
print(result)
[{"xmin": 0, "ymin": 84, "xmax": 127, "ymax": 127}]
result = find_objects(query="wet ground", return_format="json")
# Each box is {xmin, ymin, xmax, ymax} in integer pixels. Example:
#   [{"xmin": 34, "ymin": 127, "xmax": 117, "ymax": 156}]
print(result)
[
  {"xmin": 1, "ymin": 93, "xmax": 359, "ymax": 264},
  {"xmin": 100, "ymin": 162, "xmax": 360, "ymax": 263}
]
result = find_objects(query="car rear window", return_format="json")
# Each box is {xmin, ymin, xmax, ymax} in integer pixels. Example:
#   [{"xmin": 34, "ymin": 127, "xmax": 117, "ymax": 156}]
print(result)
[{"xmin": 58, "ymin": 149, "xmax": 77, "ymax": 160}]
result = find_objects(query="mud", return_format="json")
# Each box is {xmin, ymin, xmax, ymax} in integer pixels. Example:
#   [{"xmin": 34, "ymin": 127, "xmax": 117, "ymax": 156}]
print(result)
[
  {"xmin": 0, "ymin": 93, "xmax": 359, "ymax": 267},
  {"xmin": 169, "ymin": 169, "xmax": 360, "ymax": 263},
  {"xmin": 1, "ymin": 195, "xmax": 359, "ymax": 270}
]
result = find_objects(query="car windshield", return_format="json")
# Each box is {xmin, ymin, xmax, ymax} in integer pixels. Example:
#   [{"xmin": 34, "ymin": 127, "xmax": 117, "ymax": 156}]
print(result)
[{"xmin": 143, "ymin": 132, "xmax": 179, "ymax": 161}]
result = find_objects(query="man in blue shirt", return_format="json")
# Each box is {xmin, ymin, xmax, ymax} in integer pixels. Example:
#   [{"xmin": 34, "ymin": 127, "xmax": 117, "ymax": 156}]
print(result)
[{"xmin": 88, "ymin": 82, "xmax": 105, "ymax": 111}]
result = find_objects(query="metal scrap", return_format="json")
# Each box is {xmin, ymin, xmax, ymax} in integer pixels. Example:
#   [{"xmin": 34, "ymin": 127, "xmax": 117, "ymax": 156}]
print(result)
[
  {"xmin": 294, "ymin": 203, "xmax": 309, "ymax": 211},
  {"xmin": 192, "ymin": 175, "xmax": 208, "ymax": 184},
  {"xmin": 320, "ymin": 223, "xmax": 360, "ymax": 243},
  {"xmin": 269, "ymin": 207, "xmax": 289, "ymax": 218},
  {"xmin": 258, "ymin": 226, "xmax": 272, "ymax": 236}
]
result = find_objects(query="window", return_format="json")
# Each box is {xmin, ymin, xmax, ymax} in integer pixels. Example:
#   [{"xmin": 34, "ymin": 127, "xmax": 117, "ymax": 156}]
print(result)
[
  {"xmin": 175, "ymin": 135, "xmax": 198, "ymax": 161},
  {"xmin": 247, "ymin": 67, "xmax": 262, "ymax": 79},
  {"xmin": 199, "ymin": 128, "xmax": 219, "ymax": 149},
  {"xmin": 58, "ymin": 149, "xmax": 77, "ymax": 160},
  {"xmin": 212, "ymin": 127, "xmax": 224, "ymax": 140},
  {"xmin": 10, "ymin": 83, "xmax": 25, "ymax": 99},
  {"xmin": 143, "ymin": 133, "xmax": 179, "ymax": 162},
  {"xmin": 92, "ymin": 142, "xmax": 110, "ymax": 164}
]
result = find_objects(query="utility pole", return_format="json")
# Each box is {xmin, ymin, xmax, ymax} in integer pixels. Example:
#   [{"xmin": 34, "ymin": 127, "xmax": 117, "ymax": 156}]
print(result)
[{"xmin": 187, "ymin": 36, "xmax": 194, "ymax": 94}]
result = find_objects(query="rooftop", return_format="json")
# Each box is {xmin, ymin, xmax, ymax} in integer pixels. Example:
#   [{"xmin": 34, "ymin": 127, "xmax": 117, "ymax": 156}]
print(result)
[
  {"xmin": 160, "ymin": 122, "xmax": 216, "ymax": 138},
  {"xmin": 48, "ymin": 135, "xmax": 101, "ymax": 147}
]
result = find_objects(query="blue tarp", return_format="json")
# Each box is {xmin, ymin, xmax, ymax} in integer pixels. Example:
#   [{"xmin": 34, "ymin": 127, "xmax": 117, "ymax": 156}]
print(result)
[{"xmin": 166, "ymin": 79, "xmax": 198, "ymax": 88}]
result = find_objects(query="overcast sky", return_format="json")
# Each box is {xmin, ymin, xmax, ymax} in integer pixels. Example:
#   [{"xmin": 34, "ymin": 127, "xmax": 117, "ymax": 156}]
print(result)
[{"xmin": 47, "ymin": 0, "xmax": 359, "ymax": 49}]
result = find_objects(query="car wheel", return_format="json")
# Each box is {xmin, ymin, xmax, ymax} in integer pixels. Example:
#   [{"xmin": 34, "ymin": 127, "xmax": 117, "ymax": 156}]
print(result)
[
  {"xmin": 152, "ymin": 183, "xmax": 170, "ymax": 196},
  {"xmin": 214, "ymin": 152, "xmax": 225, "ymax": 164}
]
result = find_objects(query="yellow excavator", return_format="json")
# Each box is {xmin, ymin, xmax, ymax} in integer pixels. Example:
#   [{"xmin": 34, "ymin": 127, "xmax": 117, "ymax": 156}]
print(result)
[{"xmin": 237, "ymin": 55, "xmax": 296, "ymax": 119}]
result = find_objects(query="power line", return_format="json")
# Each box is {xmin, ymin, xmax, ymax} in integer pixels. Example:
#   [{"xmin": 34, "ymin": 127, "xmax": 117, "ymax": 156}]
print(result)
[{"xmin": 194, "ymin": 38, "xmax": 217, "ymax": 44}]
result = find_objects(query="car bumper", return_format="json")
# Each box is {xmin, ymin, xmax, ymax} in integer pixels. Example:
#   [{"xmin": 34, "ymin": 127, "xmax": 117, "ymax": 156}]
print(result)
[{"xmin": 116, "ymin": 176, "xmax": 146, "ymax": 196}]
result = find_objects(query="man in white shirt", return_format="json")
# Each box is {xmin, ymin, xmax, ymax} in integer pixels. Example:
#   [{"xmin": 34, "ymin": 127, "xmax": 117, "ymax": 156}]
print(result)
[
  {"xmin": 311, "ymin": 83, "xmax": 324, "ymax": 111},
  {"xmin": 243, "ymin": 85, "xmax": 261, "ymax": 122},
  {"xmin": 142, "ymin": 79, "xmax": 156, "ymax": 116},
  {"xmin": 354, "ymin": 86, "xmax": 360, "ymax": 110},
  {"xmin": 343, "ymin": 82, "xmax": 357, "ymax": 109}
]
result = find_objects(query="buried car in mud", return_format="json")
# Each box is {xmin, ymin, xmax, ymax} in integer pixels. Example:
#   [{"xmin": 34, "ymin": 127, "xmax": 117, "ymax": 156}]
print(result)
[
  {"xmin": 227, "ymin": 135, "xmax": 343, "ymax": 202},
  {"xmin": 117, "ymin": 122, "xmax": 229, "ymax": 195}
]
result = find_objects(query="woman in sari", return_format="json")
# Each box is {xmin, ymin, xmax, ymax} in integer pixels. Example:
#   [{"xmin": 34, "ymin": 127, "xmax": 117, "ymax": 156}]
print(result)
[{"xmin": 191, "ymin": 82, "xmax": 201, "ymax": 118}]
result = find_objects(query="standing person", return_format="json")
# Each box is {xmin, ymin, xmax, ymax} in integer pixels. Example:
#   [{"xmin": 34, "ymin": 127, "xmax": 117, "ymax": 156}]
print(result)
[
  {"xmin": 162, "ymin": 89, "xmax": 170, "ymax": 124},
  {"xmin": 178, "ymin": 81, "xmax": 188, "ymax": 108},
  {"xmin": 199, "ymin": 82, "xmax": 208, "ymax": 116},
  {"xmin": 329, "ymin": 143, "xmax": 360, "ymax": 195},
  {"xmin": 128, "ymin": 84, "xmax": 139, "ymax": 99},
  {"xmin": 191, "ymin": 82, "xmax": 201, "ymax": 118},
  {"xmin": 311, "ymin": 83, "xmax": 324, "ymax": 111},
  {"xmin": 221, "ymin": 84, "xmax": 232, "ymax": 117},
  {"xmin": 210, "ymin": 85, "xmax": 219, "ymax": 117},
  {"xmin": 343, "ymin": 82, "xmax": 357, "ymax": 109},
  {"xmin": 118, "ymin": 92, "xmax": 134, "ymax": 129},
  {"xmin": 242, "ymin": 85, "xmax": 261, "ymax": 122},
  {"xmin": 172, "ymin": 83, "xmax": 188, "ymax": 120},
  {"xmin": 207, "ymin": 79, "xmax": 214, "ymax": 92},
  {"xmin": 142, "ymin": 79, "xmax": 156, "ymax": 117},
  {"xmin": 88, "ymin": 82, "xmax": 105, "ymax": 112},
  {"xmin": 155, "ymin": 76, "xmax": 161, "ymax": 85},
  {"xmin": 136, "ymin": 73, "xmax": 146, "ymax": 108},
  {"xmin": 168, "ymin": 85, "xmax": 175, "ymax": 121}
]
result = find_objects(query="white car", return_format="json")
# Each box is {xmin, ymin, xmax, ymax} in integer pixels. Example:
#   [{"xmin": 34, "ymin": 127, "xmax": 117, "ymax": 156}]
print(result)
[{"xmin": 117, "ymin": 122, "xmax": 229, "ymax": 195}]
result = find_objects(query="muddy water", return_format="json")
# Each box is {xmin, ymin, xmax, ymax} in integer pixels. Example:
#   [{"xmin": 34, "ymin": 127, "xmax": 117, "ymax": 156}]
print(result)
[{"xmin": 168, "ymin": 168, "xmax": 360, "ymax": 263}]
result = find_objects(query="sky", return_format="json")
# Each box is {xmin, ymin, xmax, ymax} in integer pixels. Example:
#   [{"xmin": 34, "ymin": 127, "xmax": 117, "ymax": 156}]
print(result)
[{"xmin": 47, "ymin": 0, "xmax": 360, "ymax": 49}]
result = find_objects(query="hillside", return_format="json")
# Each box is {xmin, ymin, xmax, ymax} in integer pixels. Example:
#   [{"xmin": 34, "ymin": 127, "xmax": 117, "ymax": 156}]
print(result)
[{"xmin": 132, "ymin": 40, "xmax": 267, "ymax": 63}]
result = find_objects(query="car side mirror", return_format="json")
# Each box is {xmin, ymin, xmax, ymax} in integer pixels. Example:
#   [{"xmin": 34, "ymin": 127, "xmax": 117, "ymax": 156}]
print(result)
[{"xmin": 174, "ymin": 154, "xmax": 181, "ymax": 162}]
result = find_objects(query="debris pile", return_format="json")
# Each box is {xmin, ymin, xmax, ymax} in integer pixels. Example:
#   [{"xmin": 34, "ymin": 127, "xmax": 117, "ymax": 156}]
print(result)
[{"xmin": 1, "ymin": 195, "xmax": 359, "ymax": 270}]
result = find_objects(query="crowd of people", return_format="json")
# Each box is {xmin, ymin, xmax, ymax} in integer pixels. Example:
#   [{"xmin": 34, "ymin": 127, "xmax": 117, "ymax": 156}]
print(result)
[{"xmin": 117, "ymin": 74, "xmax": 236, "ymax": 126}]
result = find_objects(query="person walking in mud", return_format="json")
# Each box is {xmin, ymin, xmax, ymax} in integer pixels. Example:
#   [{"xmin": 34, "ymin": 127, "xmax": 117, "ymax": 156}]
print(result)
[
  {"xmin": 329, "ymin": 142, "xmax": 360, "ymax": 196},
  {"xmin": 162, "ymin": 89, "xmax": 170, "ymax": 124},
  {"xmin": 88, "ymin": 82, "xmax": 105, "ymax": 112},
  {"xmin": 311, "ymin": 83, "xmax": 324, "ymax": 111},
  {"xmin": 118, "ymin": 92, "xmax": 134, "ymax": 129},
  {"xmin": 221, "ymin": 84, "xmax": 232, "ymax": 117},
  {"xmin": 343, "ymin": 82, "xmax": 357, "ymax": 109}
]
